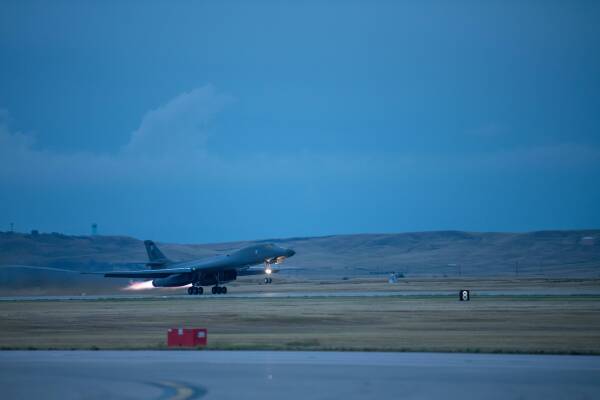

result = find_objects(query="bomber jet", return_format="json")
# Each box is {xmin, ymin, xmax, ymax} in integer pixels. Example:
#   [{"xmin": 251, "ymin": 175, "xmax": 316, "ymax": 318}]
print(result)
[{"xmin": 99, "ymin": 240, "xmax": 296, "ymax": 295}]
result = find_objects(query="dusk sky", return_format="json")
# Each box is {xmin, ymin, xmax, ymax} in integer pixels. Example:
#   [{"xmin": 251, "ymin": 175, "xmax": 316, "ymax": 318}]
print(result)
[{"xmin": 1, "ymin": 1, "xmax": 599, "ymax": 243}]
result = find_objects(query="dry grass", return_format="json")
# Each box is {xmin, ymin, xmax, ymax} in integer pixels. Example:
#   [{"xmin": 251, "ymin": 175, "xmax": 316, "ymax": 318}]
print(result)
[{"xmin": 1, "ymin": 295, "xmax": 599, "ymax": 354}]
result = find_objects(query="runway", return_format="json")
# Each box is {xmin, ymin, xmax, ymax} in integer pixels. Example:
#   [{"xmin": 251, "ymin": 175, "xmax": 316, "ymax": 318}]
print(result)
[
  {"xmin": 0, "ymin": 291, "xmax": 449, "ymax": 301},
  {"xmin": 2, "ymin": 289, "xmax": 600, "ymax": 302},
  {"xmin": 1, "ymin": 351, "xmax": 599, "ymax": 399}
]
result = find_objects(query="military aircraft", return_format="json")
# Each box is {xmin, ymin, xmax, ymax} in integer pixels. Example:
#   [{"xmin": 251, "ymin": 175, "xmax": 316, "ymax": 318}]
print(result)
[{"xmin": 99, "ymin": 240, "xmax": 296, "ymax": 295}]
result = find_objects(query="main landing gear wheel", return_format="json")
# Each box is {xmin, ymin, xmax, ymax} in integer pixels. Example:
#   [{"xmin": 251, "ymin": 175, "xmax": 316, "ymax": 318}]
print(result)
[
  {"xmin": 264, "ymin": 277, "xmax": 273, "ymax": 284},
  {"xmin": 188, "ymin": 286, "xmax": 203, "ymax": 295},
  {"xmin": 212, "ymin": 286, "xmax": 227, "ymax": 294}
]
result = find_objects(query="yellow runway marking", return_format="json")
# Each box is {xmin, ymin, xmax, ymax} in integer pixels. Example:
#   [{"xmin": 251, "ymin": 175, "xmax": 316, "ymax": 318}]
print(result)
[{"xmin": 158, "ymin": 381, "xmax": 196, "ymax": 400}]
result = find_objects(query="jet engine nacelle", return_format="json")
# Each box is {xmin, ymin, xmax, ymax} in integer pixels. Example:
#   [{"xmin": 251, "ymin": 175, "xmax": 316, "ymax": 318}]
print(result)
[{"xmin": 152, "ymin": 273, "xmax": 193, "ymax": 287}]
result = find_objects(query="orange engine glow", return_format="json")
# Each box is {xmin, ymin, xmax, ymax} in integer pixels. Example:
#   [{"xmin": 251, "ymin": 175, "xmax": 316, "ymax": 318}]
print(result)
[
  {"xmin": 123, "ymin": 280, "xmax": 193, "ymax": 291},
  {"xmin": 124, "ymin": 280, "xmax": 155, "ymax": 291}
]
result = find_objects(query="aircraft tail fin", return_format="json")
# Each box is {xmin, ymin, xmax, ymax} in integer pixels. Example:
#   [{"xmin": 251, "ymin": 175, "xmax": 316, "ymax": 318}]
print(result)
[{"xmin": 144, "ymin": 240, "xmax": 170, "ymax": 268}]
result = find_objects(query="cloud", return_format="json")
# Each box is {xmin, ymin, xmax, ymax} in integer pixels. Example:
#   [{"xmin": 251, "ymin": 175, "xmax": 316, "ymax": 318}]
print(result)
[
  {"xmin": 0, "ymin": 85, "xmax": 385, "ymax": 186},
  {"xmin": 1, "ymin": 86, "xmax": 599, "ymax": 190},
  {"xmin": 0, "ymin": 85, "xmax": 236, "ymax": 185},
  {"xmin": 123, "ymin": 85, "xmax": 234, "ymax": 156},
  {"xmin": 0, "ymin": 113, "xmax": 33, "ymax": 154}
]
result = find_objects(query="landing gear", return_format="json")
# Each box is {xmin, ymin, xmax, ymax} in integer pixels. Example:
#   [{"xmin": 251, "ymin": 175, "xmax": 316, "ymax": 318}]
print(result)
[
  {"xmin": 210, "ymin": 271, "xmax": 228, "ymax": 294},
  {"xmin": 187, "ymin": 285, "xmax": 204, "ymax": 295},
  {"xmin": 263, "ymin": 260, "xmax": 273, "ymax": 284},
  {"xmin": 211, "ymin": 286, "xmax": 227, "ymax": 295}
]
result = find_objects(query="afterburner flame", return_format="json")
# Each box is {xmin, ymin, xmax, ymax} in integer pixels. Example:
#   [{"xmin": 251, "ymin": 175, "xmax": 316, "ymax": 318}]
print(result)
[
  {"xmin": 124, "ymin": 280, "xmax": 155, "ymax": 291},
  {"xmin": 123, "ymin": 280, "xmax": 193, "ymax": 291}
]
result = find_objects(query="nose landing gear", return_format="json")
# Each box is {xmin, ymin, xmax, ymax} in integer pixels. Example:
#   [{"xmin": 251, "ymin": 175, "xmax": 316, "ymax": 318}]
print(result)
[{"xmin": 263, "ymin": 260, "xmax": 273, "ymax": 284}]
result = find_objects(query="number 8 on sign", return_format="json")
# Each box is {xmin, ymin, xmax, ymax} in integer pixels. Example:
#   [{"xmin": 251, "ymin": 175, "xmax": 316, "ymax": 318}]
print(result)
[{"xmin": 460, "ymin": 290, "xmax": 470, "ymax": 301}]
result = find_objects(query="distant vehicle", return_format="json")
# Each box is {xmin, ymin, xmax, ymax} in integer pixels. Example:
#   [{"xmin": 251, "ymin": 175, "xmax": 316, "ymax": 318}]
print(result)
[{"xmin": 97, "ymin": 240, "xmax": 295, "ymax": 295}]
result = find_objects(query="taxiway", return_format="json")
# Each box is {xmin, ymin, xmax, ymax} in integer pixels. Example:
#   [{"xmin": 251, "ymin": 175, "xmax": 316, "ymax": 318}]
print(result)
[{"xmin": 1, "ymin": 351, "xmax": 599, "ymax": 399}]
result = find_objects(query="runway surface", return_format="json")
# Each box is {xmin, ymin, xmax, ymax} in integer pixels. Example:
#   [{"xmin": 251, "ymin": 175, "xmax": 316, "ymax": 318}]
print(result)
[
  {"xmin": 2, "ymin": 289, "xmax": 600, "ymax": 301},
  {"xmin": 1, "ymin": 351, "xmax": 599, "ymax": 399}
]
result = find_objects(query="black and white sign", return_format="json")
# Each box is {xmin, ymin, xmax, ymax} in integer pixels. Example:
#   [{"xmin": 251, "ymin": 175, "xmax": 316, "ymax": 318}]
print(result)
[{"xmin": 459, "ymin": 290, "xmax": 470, "ymax": 301}]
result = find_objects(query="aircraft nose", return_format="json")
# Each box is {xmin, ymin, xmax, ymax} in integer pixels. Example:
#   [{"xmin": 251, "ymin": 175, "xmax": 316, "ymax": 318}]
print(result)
[{"xmin": 287, "ymin": 249, "xmax": 296, "ymax": 257}]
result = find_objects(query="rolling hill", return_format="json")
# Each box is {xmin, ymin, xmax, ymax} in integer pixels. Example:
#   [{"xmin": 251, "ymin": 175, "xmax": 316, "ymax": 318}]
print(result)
[{"xmin": 1, "ymin": 230, "xmax": 599, "ymax": 279}]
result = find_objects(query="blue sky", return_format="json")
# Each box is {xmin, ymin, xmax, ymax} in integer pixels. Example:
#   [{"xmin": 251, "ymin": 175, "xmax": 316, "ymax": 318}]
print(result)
[{"xmin": 1, "ymin": 0, "xmax": 599, "ymax": 243}]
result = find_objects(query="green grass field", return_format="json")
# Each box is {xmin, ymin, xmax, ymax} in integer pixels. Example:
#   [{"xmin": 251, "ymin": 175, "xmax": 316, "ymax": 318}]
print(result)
[{"xmin": 1, "ymin": 295, "xmax": 599, "ymax": 354}]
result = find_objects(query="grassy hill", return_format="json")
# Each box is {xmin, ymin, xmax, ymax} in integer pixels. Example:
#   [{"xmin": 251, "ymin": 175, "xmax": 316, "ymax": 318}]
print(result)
[{"xmin": 1, "ymin": 230, "xmax": 599, "ymax": 278}]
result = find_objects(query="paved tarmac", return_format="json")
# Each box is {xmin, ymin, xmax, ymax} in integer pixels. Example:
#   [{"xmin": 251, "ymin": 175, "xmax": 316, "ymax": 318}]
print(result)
[
  {"xmin": 0, "ymin": 291, "xmax": 459, "ymax": 301},
  {"xmin": 1, "ymin": 351, "xmax": 599, "ymax": 400},
  {"xmin": 2, "ymin": 289, "xmax": 600, "ymax": 302}
]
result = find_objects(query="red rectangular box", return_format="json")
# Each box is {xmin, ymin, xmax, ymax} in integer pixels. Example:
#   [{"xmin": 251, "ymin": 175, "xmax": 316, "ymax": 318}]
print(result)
[{"xmin": 167, "ymin": 328, "xmax": 207, "ymax": 347}]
